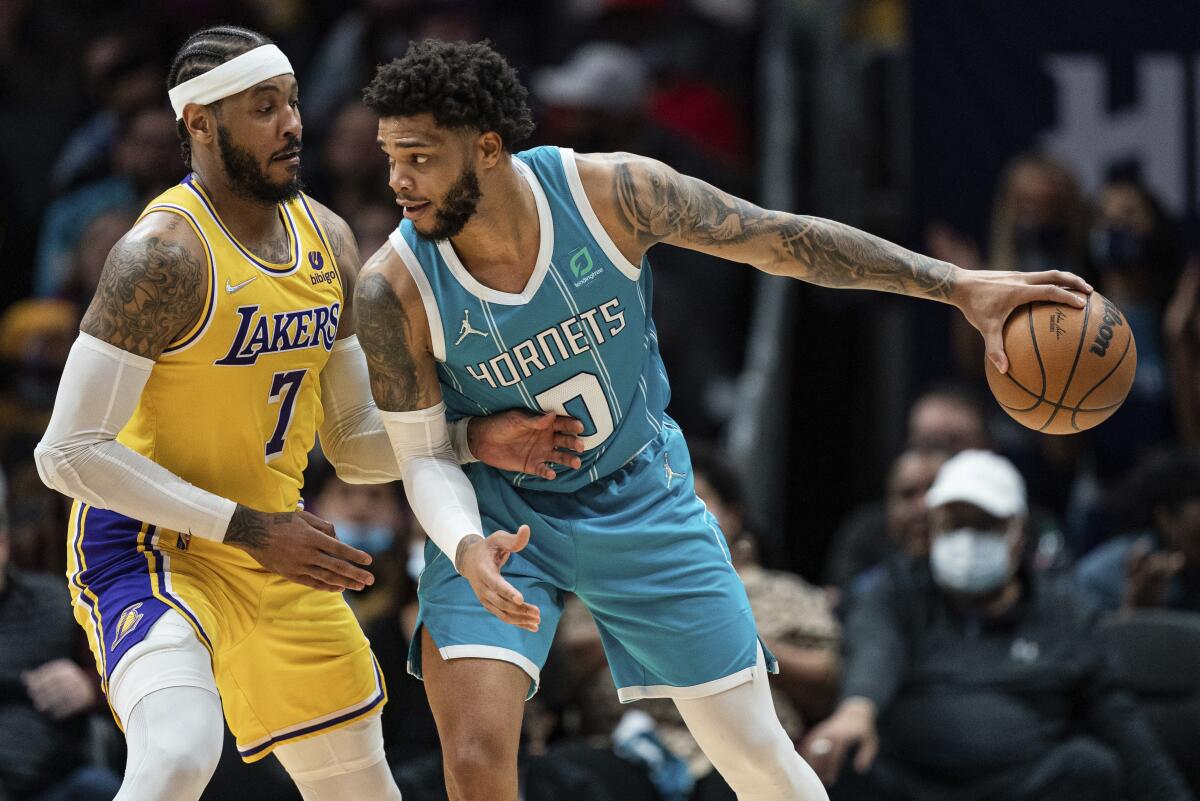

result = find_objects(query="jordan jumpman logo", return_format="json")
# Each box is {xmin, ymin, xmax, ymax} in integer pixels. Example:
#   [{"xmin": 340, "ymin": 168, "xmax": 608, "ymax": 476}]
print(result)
[
  {"xmin": 455, "ymin": 309, "xmax": 489, "ymax": 346},
  {"xmin": 664, "ymin": 454, "xmax": 686, "ymax": 488}
]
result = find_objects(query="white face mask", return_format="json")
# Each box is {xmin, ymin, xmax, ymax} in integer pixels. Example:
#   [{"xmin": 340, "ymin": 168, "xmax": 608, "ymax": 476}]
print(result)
[{"xmin": 930, "ymin": 528, "xmax": 1012, "ymax": 595}]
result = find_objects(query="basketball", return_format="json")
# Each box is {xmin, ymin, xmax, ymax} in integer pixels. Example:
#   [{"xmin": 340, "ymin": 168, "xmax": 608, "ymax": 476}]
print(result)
[{"xmin": 984, "ymin": 291, "xmax": 1137, "ymax": 434}]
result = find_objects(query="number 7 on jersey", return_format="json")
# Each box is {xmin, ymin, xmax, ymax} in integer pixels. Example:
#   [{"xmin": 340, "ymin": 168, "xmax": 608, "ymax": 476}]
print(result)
[{"xmin": 265, "ymin": 369, "xmax": 307, "ymax": 461}]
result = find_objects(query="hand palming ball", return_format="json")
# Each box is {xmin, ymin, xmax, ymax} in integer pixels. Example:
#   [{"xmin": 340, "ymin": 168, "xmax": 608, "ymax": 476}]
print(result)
[{"xmin": 984, "ymin": 292, "xmax": 1136, "ymax": 434}]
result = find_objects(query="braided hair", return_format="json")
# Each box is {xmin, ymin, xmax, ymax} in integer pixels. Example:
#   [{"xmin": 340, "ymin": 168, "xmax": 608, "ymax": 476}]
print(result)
[{"xmin": 166, "ymin": 26, "xmax": 273, "ymax": 168}]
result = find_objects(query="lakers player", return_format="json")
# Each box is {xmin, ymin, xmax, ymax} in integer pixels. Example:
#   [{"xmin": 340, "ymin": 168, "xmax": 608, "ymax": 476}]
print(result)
[
  {"xmin": 353, "ymin": 40, "xmax": 1094, "ymax": 801},
  {"xmin": 34, "ymin": 27, "xmax": 584, "ymax": 801}
]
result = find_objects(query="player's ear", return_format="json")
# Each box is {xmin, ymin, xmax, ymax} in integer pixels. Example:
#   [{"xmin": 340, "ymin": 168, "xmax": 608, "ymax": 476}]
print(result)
[
  {"xmin": 183, "ymin": 105, "xmax": 215, "ymax": 146},
  {"xmin": 477, "ymin": 131, "xmax": 503, "ymax": 169}
]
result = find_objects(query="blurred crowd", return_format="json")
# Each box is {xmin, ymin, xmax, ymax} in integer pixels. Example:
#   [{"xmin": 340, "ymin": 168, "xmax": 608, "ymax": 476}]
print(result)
[{"xmin": 1, "ymin": 0, "xmax": 1199, "ymax": 800}]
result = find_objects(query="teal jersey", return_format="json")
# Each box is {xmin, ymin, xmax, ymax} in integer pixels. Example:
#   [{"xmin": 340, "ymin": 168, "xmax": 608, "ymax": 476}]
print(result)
[{"xmin": 389, "ymin": 146, "xmax": 670, "ymax": 492}]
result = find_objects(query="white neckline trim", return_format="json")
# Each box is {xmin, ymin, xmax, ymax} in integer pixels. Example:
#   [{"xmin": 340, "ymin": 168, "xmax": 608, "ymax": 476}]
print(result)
[
  {"xmin": 558, "ymin": 147, "xmax": 642, "ymax": 281},
  {"xmin": 389, "ymin": 229, "xmax": 447, "ymax": 361},
  {"xmin": 435, "ymin": 157, "xmax": 553, "ymax": 305}
]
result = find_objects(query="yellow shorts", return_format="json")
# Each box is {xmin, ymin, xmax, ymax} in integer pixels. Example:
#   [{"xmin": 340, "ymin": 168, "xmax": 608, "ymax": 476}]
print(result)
[{"xmin": 66, "ymin": 501, "xmax": 386, "ymax": 762}]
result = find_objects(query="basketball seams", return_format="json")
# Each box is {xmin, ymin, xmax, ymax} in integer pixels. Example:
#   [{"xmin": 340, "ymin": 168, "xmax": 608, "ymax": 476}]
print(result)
[
  {"xmin": 1069, "ymin": 333, "xmax": 1132, "ymax": 429},
  {"xmin": 995, "ymin": 303, "xmax": 1050, "ymax": 412},
  {"xmin": 1038, "ymin": 293, "xmax": 1092, "ymax": 432}
]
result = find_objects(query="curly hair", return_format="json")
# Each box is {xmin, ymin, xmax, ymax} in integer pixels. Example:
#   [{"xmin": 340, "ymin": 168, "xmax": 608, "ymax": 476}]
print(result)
[
  {"xmin": 363, "ymin": 39, "xmax": 534, "ymax": 151},
  {"xmin": 167, "ymin": 25, "xmax": 274, "ymax": 168}
]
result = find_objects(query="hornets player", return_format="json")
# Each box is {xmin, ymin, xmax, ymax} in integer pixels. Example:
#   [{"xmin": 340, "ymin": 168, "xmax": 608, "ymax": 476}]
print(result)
[
  {"xmin": 355, "ymin": 40, "xmax": 1095, "ymax": 801},
  {"xmin": 35, "ymin": 26, "xmax": 583, "ymax": 801}
]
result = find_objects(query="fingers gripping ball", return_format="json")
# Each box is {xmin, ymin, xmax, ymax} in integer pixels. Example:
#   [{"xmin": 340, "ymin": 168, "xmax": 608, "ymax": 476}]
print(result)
[{"xmin": 985, "ymin": 291, "xmax": 1137, "ymax": 434}]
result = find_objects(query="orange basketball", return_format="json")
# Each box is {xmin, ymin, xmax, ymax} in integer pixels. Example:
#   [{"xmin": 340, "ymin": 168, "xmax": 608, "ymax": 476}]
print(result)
[{"xmin": 984, "ymin": 291, "xmax": 1137, "ymax": 435}]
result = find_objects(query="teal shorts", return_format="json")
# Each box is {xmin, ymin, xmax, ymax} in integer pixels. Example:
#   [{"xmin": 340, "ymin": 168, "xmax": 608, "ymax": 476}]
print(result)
[{"xmin": 408, "ymin": 420, "xmax": 776, "ymax": 702}]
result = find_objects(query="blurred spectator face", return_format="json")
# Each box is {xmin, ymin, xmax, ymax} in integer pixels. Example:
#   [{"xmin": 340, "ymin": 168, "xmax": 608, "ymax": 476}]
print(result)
[
  {"xmin": 315, "ymin": 477, "xmax": 408, "ymax": 557},
  {"xmin": 82, "ymin": 33, "xmax": 162, "ymax": 114},
  {"xmin": 72, "ymin": 208, "xmax": 135, "ymax": 301},
  {"xmin": 326, "ymin": 103, "xmax": 382, "ymax": 185},
  {"xmin": 925, "ymin": 451, "xmax": 1028, "ymax": 597},
  {"xmin": 114, "ymin": 107, "xmax": 182, "ymax": 194},
  {"xmin": 929, "ymin": 502, "xmax": 1024, "ymax": 597},
  {"xmin": 991, "ymin": 155, "xmax": 1083, "ymax": 274},
  {"xmin": 351, "ymin": 203, "xmax": 398, "ymax": 257},
  {"xmin": 1089, "ymin": 183, "xmax": 1163, "ymax": 292},
  {"xmin": 885, "ymin": 449, "xmax": 947, "ymax": 558},
  {"xmin": 908, "ymin": 394, "xmax": 987, "ymax": 453}
]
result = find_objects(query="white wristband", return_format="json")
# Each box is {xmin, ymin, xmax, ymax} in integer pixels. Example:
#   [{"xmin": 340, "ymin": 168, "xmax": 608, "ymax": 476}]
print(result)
[{"xmin": 448, "ymin": 417, "xmax": 479, "ymax": 464}]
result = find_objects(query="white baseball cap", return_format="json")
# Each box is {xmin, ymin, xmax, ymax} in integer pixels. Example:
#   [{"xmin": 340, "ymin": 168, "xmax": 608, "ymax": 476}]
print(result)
[
  {"xmin": 925, "ymin": 449, "xmax": 1027, "ymax": 519},
  {"xmin": 532, "ymin": 43, "xmax": 647, "ymax": 113}
]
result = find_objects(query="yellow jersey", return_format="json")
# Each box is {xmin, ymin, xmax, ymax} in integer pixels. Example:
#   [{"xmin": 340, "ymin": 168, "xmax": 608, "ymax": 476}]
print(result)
[{"xmin": 118, "ymin": 176, "xmax": 343, "ymax": 518}]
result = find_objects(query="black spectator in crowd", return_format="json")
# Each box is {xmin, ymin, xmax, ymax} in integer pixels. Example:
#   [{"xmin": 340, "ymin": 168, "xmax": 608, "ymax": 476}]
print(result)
[
  {"xmin": 0, "ymin": 474, "xmax": 121, "ymax": 801},
  {"xmin": 804, "ymin": 450, "xmax": 1194, "ymax": 801},
  {"xmin": 824, "ymin": 382, "xmax": 983, "ymax": 592},
  {"xmin": 828, "ymin": 447, "xmax": 947, "ymax": 602},
  {"xmin": 1076, "ymin": 448, "xmax": 1200, "ymax": 613}
]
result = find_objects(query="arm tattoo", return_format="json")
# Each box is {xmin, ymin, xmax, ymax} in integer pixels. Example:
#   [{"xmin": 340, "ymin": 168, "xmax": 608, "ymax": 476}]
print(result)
[
  {"xmin": 774, "ymin": 216, "xmax": 956, "ymax": 300},
  {"xmin": 355, "ymin": 272, "xmax": 424, "ymax": 411},
  {"xmin": 224, "ymin": 504, "xmax": 279, "ymax": 548},
  {"xmin": 611, "ymin": 160, "xmax": 956, "ymax": 301},
  {"xmin": 80, "ymin": 233, "xmax": 207, "ymax": 358}
]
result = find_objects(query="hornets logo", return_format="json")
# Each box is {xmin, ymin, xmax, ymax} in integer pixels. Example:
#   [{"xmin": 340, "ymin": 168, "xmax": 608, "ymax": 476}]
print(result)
[{"xmin": 111, "ymin": 602, "xmax": 145, "ymax": 651}]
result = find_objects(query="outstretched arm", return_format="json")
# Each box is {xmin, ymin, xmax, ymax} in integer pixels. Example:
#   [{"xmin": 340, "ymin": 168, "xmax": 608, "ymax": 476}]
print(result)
[
  {"xmin": 355, "ymin": 249, "xmax": 540, "ymax": 631},
  {"xmin": 582, "ymin": 153, "xmax": 1093, "ymax": 372}
]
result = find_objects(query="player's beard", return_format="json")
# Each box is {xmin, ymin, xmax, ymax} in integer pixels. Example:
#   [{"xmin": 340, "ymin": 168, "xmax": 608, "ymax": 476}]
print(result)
[
  {"xmin": 217, "ymin": 124, "xmax": 304, "ymax": 205},
  {"xmin": 416, "ymin": 166, "xmax": 482, "ymax": 241}
]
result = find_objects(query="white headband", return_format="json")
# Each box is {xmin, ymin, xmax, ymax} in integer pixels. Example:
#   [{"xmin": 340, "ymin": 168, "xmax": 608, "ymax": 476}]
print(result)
[{"xmin": 168, "ymin": 44, "xmax": 294, "ymax": 120}]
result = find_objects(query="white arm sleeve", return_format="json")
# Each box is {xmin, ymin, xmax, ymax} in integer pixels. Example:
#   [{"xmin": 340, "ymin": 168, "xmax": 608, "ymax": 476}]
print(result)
[
  {"xmin": 319, "ymin": 336, "xmax": 476, "ymax": 484},
  {"xmin": 34, "ymin": 333, "xmax": 237, "ymax": 541},
  {"xmin": 379, "ymin": 403, "xmax": 484, "ymax": 568}
]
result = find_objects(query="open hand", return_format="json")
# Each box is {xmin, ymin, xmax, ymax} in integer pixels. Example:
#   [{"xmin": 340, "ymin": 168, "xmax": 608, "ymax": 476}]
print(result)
[
  {"xmin": 225, "ymin": 505, "xmax": 375, "ymax": 592},
  {"xmin": 1123, "ymin": 538, "xmax": 1185, "ymax": 610},
  {"xmin": 469, "ymin": 411, "xmax": 585, "ymax": 479},
  {"xmin": 801, "ymin": 697, "xmax": 879, "ymax": 785},
  {"xmin": 456, "ymin": 526, "xmax": 541, "ymax": 631},
  {"xmin": 955, "ymin": 269, "xmax": 1093, "ymax": 374},
  {"xmin": 23, "ymin": 659, "xmax": 97, "ymax": 720}
]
